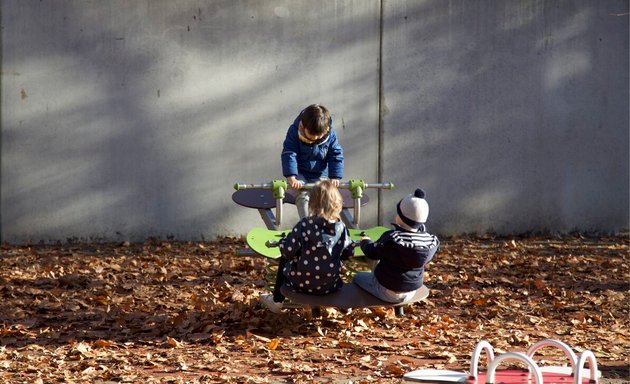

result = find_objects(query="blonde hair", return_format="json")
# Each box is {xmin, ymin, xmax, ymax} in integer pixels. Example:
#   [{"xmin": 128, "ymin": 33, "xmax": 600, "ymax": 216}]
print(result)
[{"xmin": 308, "ymin": 180, "xmax": 343, "ymax": 222}]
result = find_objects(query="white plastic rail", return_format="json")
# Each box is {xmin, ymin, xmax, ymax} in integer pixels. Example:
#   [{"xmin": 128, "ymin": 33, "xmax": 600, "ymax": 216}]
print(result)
[
  {"xmin": 485, "ymin": 352, "xmax": 544, "ymax": 384},
  {"xmin": 469, "ymin": 340, "xmax": 496, "ymax": 380}
]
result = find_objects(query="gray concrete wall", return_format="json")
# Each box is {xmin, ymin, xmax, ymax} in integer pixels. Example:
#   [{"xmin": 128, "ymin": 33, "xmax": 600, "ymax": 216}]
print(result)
[
  {"xmin": 380, "ymin": 0, "xmax": 629, "ymax": 235},
  {"xmin": 1, "ymin": 1, "xmax": 628, "ymax": 243}
]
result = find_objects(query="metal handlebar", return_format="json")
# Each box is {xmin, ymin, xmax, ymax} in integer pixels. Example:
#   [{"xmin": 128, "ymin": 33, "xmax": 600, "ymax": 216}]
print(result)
[
  {"xmin": 234, "ymin": 180, "xmax": 394, "ymax": 192},
  {"xmin": 233, "ymin": 179, "xmax": 394, "ymax": 228}
]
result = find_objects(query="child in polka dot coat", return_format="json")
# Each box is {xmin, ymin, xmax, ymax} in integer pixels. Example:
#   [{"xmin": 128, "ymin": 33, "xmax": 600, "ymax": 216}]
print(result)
[{"xmin": 260, "ymin": 180, "xmax": 355, "ymax": 313}]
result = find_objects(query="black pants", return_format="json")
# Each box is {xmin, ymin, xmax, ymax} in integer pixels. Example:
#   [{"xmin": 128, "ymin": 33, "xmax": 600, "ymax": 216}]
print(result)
[{"xmin": 272, "ymin": 257, "xmax": 287, "ymax": 303}]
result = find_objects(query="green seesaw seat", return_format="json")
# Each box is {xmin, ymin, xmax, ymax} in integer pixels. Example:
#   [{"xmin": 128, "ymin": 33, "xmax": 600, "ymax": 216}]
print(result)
[{"xmin": 245, "ymin": 226, "xmax": 391, "ymax": 259}]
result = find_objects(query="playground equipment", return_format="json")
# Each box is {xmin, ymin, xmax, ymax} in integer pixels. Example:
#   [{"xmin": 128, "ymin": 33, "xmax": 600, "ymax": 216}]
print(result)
[
  {"xmin": 233, "ymin": 179, "xmax": 394, "ymax": 230},
  {"xmin": 247, "ymin": 226, "xmax": 428, "ymax": 316},
  {"xmin": 402, "ymin": 339, "xmax": 600, "ymax": 384},
  {"xmin": 232, "ymin": 179, "xmax": 430, "ymax": 316}
]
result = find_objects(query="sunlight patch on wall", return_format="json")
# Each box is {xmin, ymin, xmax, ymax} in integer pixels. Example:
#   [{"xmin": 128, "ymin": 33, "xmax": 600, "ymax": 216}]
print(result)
[
  {"xmin": 460, "ymin": 188, "xmax": 515, "ymax": 218},
  {"xmin": 4, "ymin": 55, "xmax": 109, "ymax": 123},
  {"xmin": 537, "ymin": 8, "xmax": 592, "ymax": 50},
  {"xmin": 540, "ymin": 8, "xmax": 592, "ymax": 91},
  {"xmin": 543, "ymin": 51, "xmax": 591, "ymax": 90}
]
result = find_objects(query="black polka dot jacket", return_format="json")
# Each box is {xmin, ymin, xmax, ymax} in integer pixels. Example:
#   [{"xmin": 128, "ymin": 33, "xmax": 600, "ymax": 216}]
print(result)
[{"xmin": 278, "ymin": 216, "xmax": 354, "ymax": 295}]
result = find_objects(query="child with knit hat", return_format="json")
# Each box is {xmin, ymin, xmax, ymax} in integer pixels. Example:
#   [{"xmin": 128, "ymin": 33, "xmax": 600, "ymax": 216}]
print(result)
[{"xmin": 352, "ymin": 188, "xmax": 439, "ymax": 303}]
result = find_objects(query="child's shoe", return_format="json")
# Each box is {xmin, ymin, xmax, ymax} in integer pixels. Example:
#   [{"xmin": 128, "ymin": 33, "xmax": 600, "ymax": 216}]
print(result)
[{"xmin": 260, "ymin": 293, "xmax": 283, "ymax": 313}]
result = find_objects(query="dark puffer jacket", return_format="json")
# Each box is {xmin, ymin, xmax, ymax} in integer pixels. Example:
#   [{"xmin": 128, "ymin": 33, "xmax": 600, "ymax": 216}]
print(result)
[{"xmin": 359, "ymin": 224, "xmax": 439, "ymax": 292}]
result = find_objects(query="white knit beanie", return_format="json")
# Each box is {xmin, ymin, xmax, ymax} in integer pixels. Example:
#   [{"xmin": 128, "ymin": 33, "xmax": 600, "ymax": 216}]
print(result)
[{"xmin": 396, "ymin": 188, "xmax": 429, "ymax": 229}]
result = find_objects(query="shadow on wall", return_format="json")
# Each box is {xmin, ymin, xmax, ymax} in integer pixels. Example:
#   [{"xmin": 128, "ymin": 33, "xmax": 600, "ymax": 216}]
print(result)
[
  {"xmin": 1, "ymin": 1, "xmax": 381, "ymax": 243},
  {"xmin": 379, "ymin": 0, "xmax": 629, "ymax": 235}
]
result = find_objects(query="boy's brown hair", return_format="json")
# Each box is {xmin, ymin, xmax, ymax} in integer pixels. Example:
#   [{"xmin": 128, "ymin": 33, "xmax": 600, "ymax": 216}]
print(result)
[
  {"xmin": 300, "ymin": 104, "xmax": 330, "ymax": 136},
  {"xmin": 308, "ymin": 180, "xmax": 343, "ymax": 222}
]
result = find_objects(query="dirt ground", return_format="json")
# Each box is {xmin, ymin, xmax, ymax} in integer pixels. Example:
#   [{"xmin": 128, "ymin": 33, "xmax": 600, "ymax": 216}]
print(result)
[{"xmin": 0, "ymin": 233, "xmax": 628, "ymax": 383}]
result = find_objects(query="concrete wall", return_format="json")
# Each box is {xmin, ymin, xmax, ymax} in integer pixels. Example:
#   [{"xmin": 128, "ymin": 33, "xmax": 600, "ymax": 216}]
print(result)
[
  {"xmin": 380, "ymin": 0, "xmax": 629, "ymax": 235},
  {"xmin": 1, "ymin": 1, "xmax": 628, "ymax": 243}
]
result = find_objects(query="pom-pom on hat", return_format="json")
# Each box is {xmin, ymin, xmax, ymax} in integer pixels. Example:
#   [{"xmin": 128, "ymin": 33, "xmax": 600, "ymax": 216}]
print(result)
[{"xmin": 396, "ymin": 188, "xmax": 429, "ymax": 229}]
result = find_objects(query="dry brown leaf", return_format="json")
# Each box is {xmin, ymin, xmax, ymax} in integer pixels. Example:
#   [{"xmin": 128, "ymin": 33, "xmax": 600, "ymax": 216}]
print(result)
[
  {"xmin": 268, "ymin": 338, "xmax": 280, "ymax": 351},
  {"xmin": 93, "ymin": 339, "xmax": 115, "ymax": 348},
  {"xmin": 384, "ymin": 363, "xmax": 405, "ymax": 375},
  {"xmin": 166, "ymin": 337, "xmax": 182, "ymax": 348}
]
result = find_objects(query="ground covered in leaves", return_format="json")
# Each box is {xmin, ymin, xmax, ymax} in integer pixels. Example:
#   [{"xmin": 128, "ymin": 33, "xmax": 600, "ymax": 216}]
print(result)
[{"xmin": 0, "ymin": 234, "xmax": 628, "ymax": 383}]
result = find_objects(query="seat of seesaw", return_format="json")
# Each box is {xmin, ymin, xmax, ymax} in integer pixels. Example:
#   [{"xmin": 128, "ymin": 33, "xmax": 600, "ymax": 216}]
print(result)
[
  {"xmin": 232, "ymin": 189, "xmax": 296, "ymax": 209},
  {"xmin": 280, "ymin": 283, "xmax": 428, "ymax": 309},
  {"xmin": 232, "ymin": 188, "xmax": 368, "ymax": 210}
]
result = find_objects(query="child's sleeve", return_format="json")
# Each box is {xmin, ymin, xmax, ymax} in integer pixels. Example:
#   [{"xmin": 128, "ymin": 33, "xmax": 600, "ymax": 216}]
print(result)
[
  {"xmin": 340, "ymin": 227, "xmax": 354, "ymax": 261},
  {"xmin": 359, "ymin": 231, "xmax": 393, "ymax": 260},
  {"xmin": 325, "ymin": 130, "xmax": 344, "ymax": 180},
  {"xmin": 423, "ymin": 236, "xmax": 440, "ymax": 266},
  {"xmin": 281, "ymin": 128, "xmax": 300, "ymax": 177}
]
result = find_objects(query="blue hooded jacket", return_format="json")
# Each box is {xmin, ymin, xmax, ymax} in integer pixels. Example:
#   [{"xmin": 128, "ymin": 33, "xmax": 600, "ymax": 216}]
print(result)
[{"xmin": 281, "ymin": 110, "xmax": 344, "ymax": 180}]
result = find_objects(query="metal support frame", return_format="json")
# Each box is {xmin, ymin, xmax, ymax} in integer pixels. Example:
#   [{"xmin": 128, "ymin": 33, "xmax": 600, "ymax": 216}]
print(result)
[
  {"xmin": 235, "ymin": 179, "xmax": 411, "ymax": 315},
  {"xmin": 258, "ymin": 208, "xmax": 279, "ymax": 231},
  {"xmin": 234, "ymin": 179, "xmax": 394, "ymax": 229}
]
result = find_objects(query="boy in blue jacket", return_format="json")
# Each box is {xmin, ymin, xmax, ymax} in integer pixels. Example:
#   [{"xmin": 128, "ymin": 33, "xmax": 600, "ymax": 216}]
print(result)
[
  {"xmin": 353, "ymin": 188, "xmax": 439, "ymax": 303},
  {"xmin": 281, "ymin": 104, "xmax": 344, "ymax": 218}
]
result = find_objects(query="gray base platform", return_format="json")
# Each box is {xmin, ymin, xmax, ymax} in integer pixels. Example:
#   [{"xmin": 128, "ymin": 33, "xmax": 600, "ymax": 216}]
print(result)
[{"xmin": 279, "ymin": 283, "xmax": 429, "ymax": 310}]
